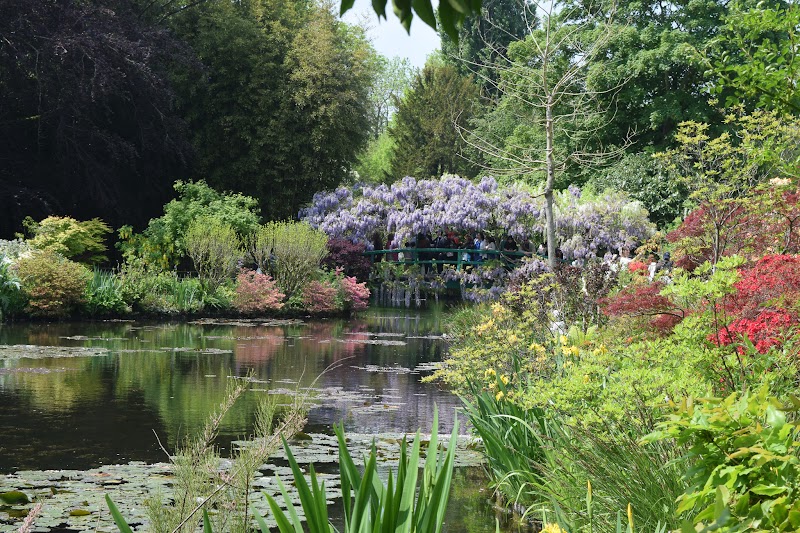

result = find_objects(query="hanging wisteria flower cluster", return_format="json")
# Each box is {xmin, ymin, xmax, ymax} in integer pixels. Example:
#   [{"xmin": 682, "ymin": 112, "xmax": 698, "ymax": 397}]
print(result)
[{"xmin": 300, "ymin": 176, "xmax": 655, "ymax": 261}]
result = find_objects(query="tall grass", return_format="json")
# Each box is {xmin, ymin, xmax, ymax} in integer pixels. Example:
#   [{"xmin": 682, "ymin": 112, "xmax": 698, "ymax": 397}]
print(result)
[
  {"xmin": 463, "ymin": 386, "xmax": 686, "ymax": 531},
  {"xmin": 109, "ymin": 407, "xmax": 459, "ymax": 533},
  {"xmin": 85, "ymin": 268, "xmax": 128, "ymax": 315}
]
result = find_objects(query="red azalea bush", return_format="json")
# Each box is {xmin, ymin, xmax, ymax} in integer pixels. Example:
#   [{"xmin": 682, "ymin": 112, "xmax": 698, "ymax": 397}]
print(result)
[
  {"xmin": 340, "ymin": 274, "xmax": 370, "ymax": 310},
  {"xmin": 322, "ymin": 239, "xmax": 372, "ymax": 282},
  {"xmin": 233, "ymin": 270, "xmax": 285, "ymax": 313},
  {"xmin": 710, "ymin": 254, "xmax": 800, "ymax": 353},
  {"xmin": 627, "ymin": 261, "xmax": 648, "ymax": 275},
  {"xmin": 302, "ymin": 280, "xmax": 340, "ymax": 313}
]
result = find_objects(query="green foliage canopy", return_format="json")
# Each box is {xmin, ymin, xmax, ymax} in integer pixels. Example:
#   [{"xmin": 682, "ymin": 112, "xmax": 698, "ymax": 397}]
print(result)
[
  {"xmin": 119, "ymin": 181, "xmax": 260, "ymax": 269},
  {"xmin": 389, "ymin": 62, "xmax": 481, "ymax": 179}
]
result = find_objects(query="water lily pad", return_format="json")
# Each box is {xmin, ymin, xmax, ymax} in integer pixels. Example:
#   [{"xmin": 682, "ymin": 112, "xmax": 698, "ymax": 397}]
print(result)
[
  {"xmin": 0, "ymin": 491, "xmax": 29, "ymax": 504},
  {"xmin": 0, "ymin": 345, "xmax": 109, "ymax": 360}
]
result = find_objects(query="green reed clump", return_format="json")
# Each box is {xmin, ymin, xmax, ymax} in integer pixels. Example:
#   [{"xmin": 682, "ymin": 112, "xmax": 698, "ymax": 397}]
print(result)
[
  {"xmin": 109, "ymin": 374, "xmax": 307, "ymax": 533},
  {"xmin": 463, "ymin": 377, "xmax": 686, "ymax": 532}
]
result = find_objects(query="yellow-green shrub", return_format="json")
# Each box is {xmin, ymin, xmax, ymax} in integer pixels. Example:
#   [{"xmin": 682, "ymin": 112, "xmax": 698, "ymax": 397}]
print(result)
[
  {"xmin": 16, "ymin": 251, "xmax": 90, "ymax": 317},
  {"xmin": 26, "ymin": 216, "xmax": 111, "ymax": 265},
  {"xmin": 251, "ymin": 221, "xmax": 328, "ymax": 299}
]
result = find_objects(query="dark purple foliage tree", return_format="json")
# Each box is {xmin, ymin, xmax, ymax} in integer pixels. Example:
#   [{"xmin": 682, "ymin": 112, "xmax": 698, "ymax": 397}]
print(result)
[{"xmin": 0, "ymin": 0, "xmax": 193, "ymax": 237}]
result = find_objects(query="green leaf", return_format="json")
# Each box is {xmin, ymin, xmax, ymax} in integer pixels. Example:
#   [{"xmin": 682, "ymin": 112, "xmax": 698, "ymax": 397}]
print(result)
[
  {"xmin": 202, "ymin": 508, "xmax": 213, "ymax": 533},
  {"xmin": 340, "ymin": 0, "xmax": 357, "ymax": 15},
  {"xmin": 105, "ymin": 495, "xmax": 134, "ymax": 533},
  {"xmin": 411, "ymin": 0, "xmax": 437, "ymax": 29},
  {"xmin": 750, "ymin": 485, "xmax": 788, "ymax": 496}
]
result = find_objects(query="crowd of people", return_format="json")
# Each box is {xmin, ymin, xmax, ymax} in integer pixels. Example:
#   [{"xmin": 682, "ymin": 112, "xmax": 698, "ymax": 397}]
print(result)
[
  {"xmin": 368, "ymin": 230, "xmax": 675, "ymax": 283},
  {"xmin": 608, "ymin": 247, "xmax": 673, "ymax": 281}
]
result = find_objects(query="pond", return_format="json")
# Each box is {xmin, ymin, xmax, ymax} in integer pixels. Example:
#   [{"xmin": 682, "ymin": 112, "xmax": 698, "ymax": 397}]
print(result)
[{"xmin": 0, "ymin": 306, "xmax": 527, "ymax": 532}]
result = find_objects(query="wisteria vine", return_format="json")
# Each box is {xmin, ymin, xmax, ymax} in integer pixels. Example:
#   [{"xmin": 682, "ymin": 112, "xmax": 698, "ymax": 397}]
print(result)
[{"xmin": 300, "ymin": 176, "xmax": 655, "ymax": 262}]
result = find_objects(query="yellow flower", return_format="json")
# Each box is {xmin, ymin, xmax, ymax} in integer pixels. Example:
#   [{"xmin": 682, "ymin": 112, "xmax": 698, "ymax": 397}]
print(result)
[
  {"xmin": 559, "ymin": 335, "xmax": 568, "ymax": 345},
  {"xmin": 484, "ymin": 368, "xmax": 496, "ymax": 378},
  {"xmin": 561, "ymin": 346, "xmax": 571, "ymax": 356},
  {"xmin": 599, "ymin": 344, "xmax": 608, "ymax": 355},
  {"xmin": 501, "ymin": 375, "xmax": 510, "ymax": 385},
  {"xmin": 570, "ymin": 346, "xmax": 580, "ymax": 357},
  {"xmin": 541, "ymin": 524, "xmax": 567, "ymax": 533},
  {"xmin": 508, "ymin": 333, "xmax": 519, "ymax": 344},
  {"xmin": 495, "ymin": 391, "xmax": 505, "ymax": 401},
  {"xmin": 583, "ymin": 374, "xmax": 590, "ymax": 384}
]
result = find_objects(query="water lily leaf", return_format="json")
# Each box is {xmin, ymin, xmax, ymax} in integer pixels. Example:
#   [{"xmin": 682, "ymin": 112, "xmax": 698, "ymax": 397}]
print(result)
[{"xmin": 0, "ymin": 490, "xmax": 29, "ymax": 504}]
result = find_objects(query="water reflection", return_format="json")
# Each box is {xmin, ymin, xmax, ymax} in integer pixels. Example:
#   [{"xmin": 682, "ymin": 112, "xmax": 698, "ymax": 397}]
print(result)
[{"xmin": 0, "ymin": 306, "xmax": 460, "ymax": 474}]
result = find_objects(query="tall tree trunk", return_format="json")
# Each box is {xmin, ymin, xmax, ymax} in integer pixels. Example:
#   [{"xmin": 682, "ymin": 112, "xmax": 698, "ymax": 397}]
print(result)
[{"xmin": 545, "ymin": 93, "xmax": 557, "ymax": 269}]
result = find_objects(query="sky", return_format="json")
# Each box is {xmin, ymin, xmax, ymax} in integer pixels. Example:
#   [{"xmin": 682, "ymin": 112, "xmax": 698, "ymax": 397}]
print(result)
[{"xmin": 340, "ymin": 0, "xmax": 441, "ymax": 69}]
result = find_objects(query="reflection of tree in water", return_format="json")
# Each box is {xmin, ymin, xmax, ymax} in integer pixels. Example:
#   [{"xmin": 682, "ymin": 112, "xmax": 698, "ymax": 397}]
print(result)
[{"xmin": 0, "ymin": 304, "xmax": 464, "ymax": 471}]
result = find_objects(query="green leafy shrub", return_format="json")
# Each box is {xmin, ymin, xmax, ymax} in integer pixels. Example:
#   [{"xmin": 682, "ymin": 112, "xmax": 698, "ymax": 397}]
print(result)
[
  {"xmin": 646, "ymin": 387, "xmax": 800, "ymax": 531},
  {"xmin": 16, "ymin": 251, "xmax": 90, "ymax": 317},
  {"xmin": 25, "ymin": 216, "xmax": 111, "ymax": 265},
  {"xmin": 116, "ymin": 262, "xmax": 210, "ymax": 315},
  {"xmin": 85, "ymin": 268, "xmax": 129, "ymax": 316},
  {"xmin": 256, "ymin": 221, "xmax": 328, "ymax": 299},
  {"xmin": 118, "ymin": 181, "xmax": 260, "ymax": 269},
  {"xmin": 0, "ymin": 257, "xmax": 25, "ymax": 319},
  {"xmin": 185, "ymin": 217, "xmax": 240, "ymax": 291}
]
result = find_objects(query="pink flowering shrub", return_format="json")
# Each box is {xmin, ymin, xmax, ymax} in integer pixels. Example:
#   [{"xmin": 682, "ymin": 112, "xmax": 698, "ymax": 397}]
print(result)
[
  {"xmin": 233, "ymin": 270, "xmax": 285, "ymax": 313},
  {"xmin": 340, "ymin": 274, "xmax": 370, "ymax": 310},
  {"xmin": 302, "ymin": 280, "xmax": 340, "ymax": 313}
]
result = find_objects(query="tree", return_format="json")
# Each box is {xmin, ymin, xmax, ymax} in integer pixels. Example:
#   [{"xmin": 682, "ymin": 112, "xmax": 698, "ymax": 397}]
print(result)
[
  {"xmin": 366, "ymin": 56, "xmax": 416, "ymax": 139},
  {"xmin": 592, "ymin": 153, "xmax": 688, "ymax": 228},
  {"xmin": 464, "ymin": 0, "xmax": 630, "ymax": 267},
  {"xmin": 706, "ymin": 2, "xmax": 800, "ymax": 115},
  {"xmin": 168, "ymin": 0, "xmax": 374, "ymax": 220},
  {"xmin": 389, "ymin": 62, "xmax": 481, "ymax": 179},
  {"xmin": 0, "ymin": 0, "xmax": 192, "ymax": 238},
  {"xmin": 660, "ymin": 110, "xmax": 800, "ymax": 268},
  {"xmin": 440, "ymin": 0, "xmax": 535, "ymax": 97}
]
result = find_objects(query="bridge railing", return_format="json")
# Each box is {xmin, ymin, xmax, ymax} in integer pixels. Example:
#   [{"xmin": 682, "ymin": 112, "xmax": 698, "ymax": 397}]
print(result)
[{"xmin": 363, "ymin": 247, "xmax": 544, "ymax": 270}]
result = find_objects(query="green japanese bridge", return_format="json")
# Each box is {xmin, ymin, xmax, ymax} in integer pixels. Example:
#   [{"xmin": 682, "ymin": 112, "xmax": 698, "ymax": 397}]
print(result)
[
  {"xmin": 363, "ymin": 247, "xmax": 534, "ymax": 269},
  {"xmin": 362, "ymin": 248, "xmax": 543, "ymax": 305}
]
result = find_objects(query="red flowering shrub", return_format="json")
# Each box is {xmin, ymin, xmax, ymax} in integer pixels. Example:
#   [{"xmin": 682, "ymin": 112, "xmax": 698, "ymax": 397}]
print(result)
[
  {"xmin": 322, "ymin": 239, "xmax": 372, "ymax": 282},
  {"xmin": 710, "ymin": 255, "xmax": 800, "ymax": 353},
  {"xmin": 340, "ymin": 274, "xmax": 370, "ymax": 311},
  {"xmin": 627, "ymin": 261, "xmax": 648, "ymax": 275},
  {"xmin": 712, "ymin": 311, "xmax": 794, "ymax": 354},
  {"xmin": 233, "ymin": 270, "xmax": 285, "ymax": 313},
  {"xmin": 723, "ymin": 255, "xmax": 800, "ymax": 319},
  {"xmin": 602, "ymin": 282, "xmax": 686, "ymax": 334},
  {"xmin": 302, "ymin": 280, "xmax": 340, "ymax": 313}
]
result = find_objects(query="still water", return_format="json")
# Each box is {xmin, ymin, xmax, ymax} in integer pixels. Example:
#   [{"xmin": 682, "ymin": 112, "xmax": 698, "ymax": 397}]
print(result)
[{"xmin": 0, "ymin": 306, "xmax": 522, "ymax": 532}]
